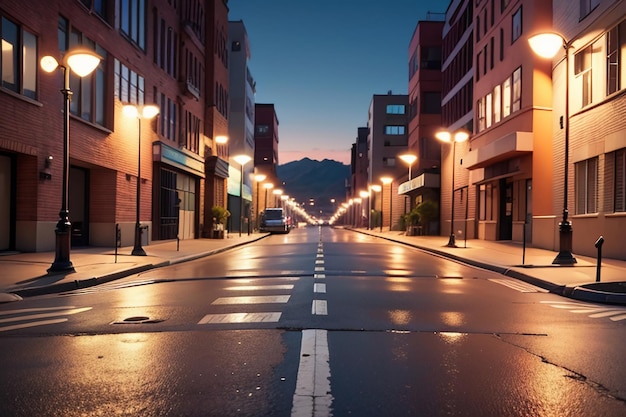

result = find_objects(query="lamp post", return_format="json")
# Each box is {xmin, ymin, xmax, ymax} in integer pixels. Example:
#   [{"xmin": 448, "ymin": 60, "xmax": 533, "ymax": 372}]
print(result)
[
  {"xmin": 529, "ymin": 32, "xmax": 576, "ymax": 265},
  {"xmin": 254, "ymin": 174, "xmax": 266, "ymax": 231},
  {"xmin": 381, "ymin": 176, "xmax": 393, "ymax": 232},
  {"xmin": 273, "ymin": 189, "xmax": 283, "ymax": 208},
  {"xmin": 41, "ymin": 47, "xmax": 101, "ymax": 273},
  {"xmin": 233, "ymin": 154, "xmax": 252, "ymax": 237},
  {"xmin": 123, "ymin": 104, "xmax": 160, "ymax": 256},
  {"xmin": 359, "ymin": 190, "xmax": 369, "ymax": 228},
  {"xmin": 436, "ymin": 129, "xmax": 470, "ymax": 248},
  {"xmin": 370, "ymin": 185, "xmax": 381, "ymax": 230},
  {"xmin": 399, "ymin": 154, "xmax": 417, "ymax": 180}
]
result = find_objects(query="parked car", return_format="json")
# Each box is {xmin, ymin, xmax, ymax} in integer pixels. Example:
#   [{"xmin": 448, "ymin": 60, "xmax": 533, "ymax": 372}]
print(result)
[{"xmin": 260, "ymin": 208, "xmax": 290, "ymax": 234}]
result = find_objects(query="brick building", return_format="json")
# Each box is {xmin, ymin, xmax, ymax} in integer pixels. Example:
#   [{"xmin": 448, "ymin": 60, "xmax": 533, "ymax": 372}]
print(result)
[{"xmin": 0, "ymin": 0, "xmax": 230, "ymax": 253}]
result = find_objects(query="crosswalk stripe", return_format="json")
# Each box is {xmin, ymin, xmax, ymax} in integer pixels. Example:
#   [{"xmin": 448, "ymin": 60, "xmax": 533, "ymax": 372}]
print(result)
[
  {"xmin": 223, "ymin": 285, "xmax": 294, "ymax": 291},
  {"xmin": 0, "ymin": 318, "xmax": 69, "ymax": 332},
  {"xmin": 0, "ymin": 307, "xmax": 92, "ymax": 324},
  {"xmin": 314, "ymin": 283, "xmax": 326, "ymax": 293},
  {"xmin": 489, "ymin": 278, "xmax": 548, "ymax": 293},
  {"xmin": 198, "ymin": 312, "xmax": 282, "ymax": 324},
  {"xmin": 211, "ymin": 295, "xmax": 290, "ymax": 305},
  {"xmin": 540, "ymin": 301, "xmax": 626, "ymax": 322},
  {"xmin": 312, "ymin": 300, "xmax": 328, "ymax": 315}
]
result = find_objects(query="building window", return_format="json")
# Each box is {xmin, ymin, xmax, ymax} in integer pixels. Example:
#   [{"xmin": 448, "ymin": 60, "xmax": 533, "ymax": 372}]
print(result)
[
  {"xmin": 409, "ymin": 51, "xmax": 418, "ymax": 79},
  {"xmin": 477, "ymin": 97, "xmax": 485, "ymax": 132},
  {"xmin": 512, "ymin": 6, "xmax": 522, "ymax": 43},
  {"xmin": 62, "ymin": 18, "xmax": 107, "ymax": 126},
  {"xmin": 501, "ymin": 0, "xmax": 511, "ymax": 12},
  {"xmin": 485, "ymin": 92, "xmax": 492, "ymax": 128},
  {"xmin": 479, "ymin": 183, "xmax": 495, "ymax": 220},
  {"xmin": 384, "ymin": 125, "xmax": 405, "ymax": 135},
  {"xmin": 382, "ymin": 157, "xmax": 396, "ymax": 167},
  {"xmin": 386, "ymin": 104, "xmax": 406, "ymax": 114},
  {"xmin": 115, "ymin": 59, "xmax": 145, "ymax": 106},
  {"xmin": 575, "ymin": 45, "xmax": 592, "ymax": 107},
  {"xmin": 511, "ymin": 67, "xmax": 521, "ymax": 112},
  {"xmin": 80, "ymin": 0, "xmax": 113, "ymax": 23},
  {"xmin": 580, "ymin": 0, "xmax": 600, "ymax": 19},
  {"xmin": 575, "ymin": 157, "xmax": 598, "ymax": 214},
  {"xmin": 503, "ymin": 76, "xmax": 511, "ymax": 117},
  {"xmin": 493, "ymin": 85, "xmax": 501, "ymax": 123},
  {"xmin": 184, "ymin": 110, "xmax": 200, "ymax": 154},
  {"xmin": 421, "ymin": 46, "xmax": 441, "ymax": 70},
  {"xmin": 606, "ymin": 21, "xmax": 626, "ymax": 96},
  {"xmin": 616, "ymin": 149, "xmax": 626, "ymax": 212},
  {"xmin": 120, "ymin": 0, "xmax": 146, "ymax": 49},
  {"xmin": 1, "ymin": 16, "xmax": 37, "ymax": 99},
  {"xmin": 256, "ymin": 125, "xmax": 269, "ymax": 134}
]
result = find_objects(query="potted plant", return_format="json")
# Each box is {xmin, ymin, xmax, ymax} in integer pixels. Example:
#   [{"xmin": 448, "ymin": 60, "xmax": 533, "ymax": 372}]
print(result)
[
  {"xmin": 415, "ymin": 200, "xmax": 439, "ymax": 235},
  {"xmin": 404, "ymin": 207, "xmax": 421, "ymax": 236},
  {"xmin": 211, "ymin": 206, "xmax": 230, "ymax": 239}
]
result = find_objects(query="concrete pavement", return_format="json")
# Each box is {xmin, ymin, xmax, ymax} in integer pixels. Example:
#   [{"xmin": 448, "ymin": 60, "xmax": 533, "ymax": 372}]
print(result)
[{"xmin": 0, "ymin": 227, "xmax": 625, "ymax": 304}]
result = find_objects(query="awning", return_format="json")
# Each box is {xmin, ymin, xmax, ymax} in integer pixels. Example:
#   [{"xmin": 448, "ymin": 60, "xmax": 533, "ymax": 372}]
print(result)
[{"xmin": 462, "ymin": 131, "xmax": 533, "ymax": 169}]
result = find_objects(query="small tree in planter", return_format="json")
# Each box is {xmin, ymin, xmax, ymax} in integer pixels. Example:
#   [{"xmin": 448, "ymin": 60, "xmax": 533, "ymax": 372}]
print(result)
[
  {"xmin": 404, "ymin": 207, "xmax": 420, "ymax": 236},
  {"xmin": 415, "ymin": 199, "xmax": 438, "ymax": 235},
  {"xmin": 211, "ymin": 206, "xmax": 230, "ymax": 238}
]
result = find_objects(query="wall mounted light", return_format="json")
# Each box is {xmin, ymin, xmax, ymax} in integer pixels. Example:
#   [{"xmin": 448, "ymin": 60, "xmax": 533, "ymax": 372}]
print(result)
[{"xmin": 40, "ymin": 155, "xmax": 53, "ymax": 180}]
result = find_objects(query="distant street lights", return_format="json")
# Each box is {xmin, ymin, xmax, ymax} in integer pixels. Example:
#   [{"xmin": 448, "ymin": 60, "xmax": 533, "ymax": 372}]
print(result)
[
  {"xmin": 41, "ymin": 47, "xmax": 101, "ymax": 272},
  {"xmin": 529, "ymin": 32, "xmax": 577, "ymax": 265},
  {"xmin": 233, "ymin": 154, "xmax": 252, "ymax": 237},
  {"xmin": 436, "ymin": 128, "xmax": 470, "ymax": 248},
  {"xmin": 123, "ymin": 104, "xmax": 160, "ymax": 256},
  {"xmin": 381, "ymin": 176, "xmax": 393, "ymax": 232}
]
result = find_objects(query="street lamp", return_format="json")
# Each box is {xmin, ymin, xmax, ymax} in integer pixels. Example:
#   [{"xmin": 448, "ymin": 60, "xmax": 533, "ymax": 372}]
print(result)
[
  {"xmin": 273, "ymin": 188, "xmax": 283, "ymax": 207},
  {"xmin": 399, "ymin": 154, "xmax": 417, "ymax": 180},
  {"xmin": 381, "ymin": 176, "xmax": 393, "ymax": 232},
  {"xmin": 41, "ymin": 47, "xmax": 101, "ymax": 272},
  {"xmin": 529, "ymin": 32, "xmax": 576, "ymax": 265},
  {"xmin": 359, "ymin": 190, "xmax": 370, "ymax": 228},
  {"xmin": 370, "ymin": 185, "xmax": 381, "ymax": 230},
  {"xmin": 254, "ymin": 174, "xmax": 266, "ymax": 231},
  {"xmin": 233, "ymin": 154, "xmax": 252, "ymax": 237},
  {"xmin": 436, "ymin": 128, "xmax": 470, "ymax": 248},
  {"xmin": 123, "ymin": 104, "xmax": 160, "ymax": 256}
]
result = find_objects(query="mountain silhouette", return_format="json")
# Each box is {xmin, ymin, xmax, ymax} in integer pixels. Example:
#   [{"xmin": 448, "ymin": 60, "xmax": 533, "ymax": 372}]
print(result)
[{"xmin": 277, "ymin": 158, "xmax": 350, "ymax": 217}]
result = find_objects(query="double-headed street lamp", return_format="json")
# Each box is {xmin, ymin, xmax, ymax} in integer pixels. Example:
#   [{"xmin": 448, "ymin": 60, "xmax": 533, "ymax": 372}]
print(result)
[
  {"xmin": 436, "ymin": 128, "xmax": 470, "ymax": 248},
  {"xmin": 123, "ymin": 104, "xmax": 160, "ymax": 256},
  {"xmin": 529, "ymin": 32, "xmax": 577, "ymax": 265},
  {"xmin": 381, "ymin": 176, "xmax": 393, "ymax": 232},
  {"xmin": 233, "ymin": 154, "xmax": 252, "ymax": 237},
  {"xmin": 41, "ymin": 47, "xmax": 101, "ymax": 272}
]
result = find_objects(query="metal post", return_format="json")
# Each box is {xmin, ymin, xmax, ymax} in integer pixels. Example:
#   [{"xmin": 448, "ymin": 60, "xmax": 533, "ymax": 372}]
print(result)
[
  {"xmin": 595, "ymin": 236, "xmax": 604, "ymax": 282},
  {"xmin": 49, "ymin": 66, "xmax": 75, "ymax": 273},
  {"xmin": 446, "ymin": 141, "xmax": 457, "ymax": 247},
  {"xmin": 132, "ymin": 116, "xmax": 146, "ymax": 256}
]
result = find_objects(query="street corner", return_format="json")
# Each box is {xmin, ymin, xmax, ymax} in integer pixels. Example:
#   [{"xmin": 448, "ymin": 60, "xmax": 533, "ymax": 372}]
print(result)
[
  {"xmin": 564, "ymin": 282, "xmax": 626, "ymax": 305},
  {"xmin": 0, "ymin": 292, "xmax": 23, "ymax": 303}
]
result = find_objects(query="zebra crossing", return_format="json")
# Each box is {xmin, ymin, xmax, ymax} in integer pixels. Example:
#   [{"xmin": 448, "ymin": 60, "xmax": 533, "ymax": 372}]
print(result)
[
  {"xmin": 198, "ymin": 226, "xmax": 329, "ymax": 325},
  {"xmin": 0, "ymin": 306, "xmax": 92, "ymax": 332},
  {"xmin": 488, "ymin": 278, "xmax": 549, "ymax": 293},
  {"xmin": 540, "ymin": 300, "xmax": 626, "ymax": 322}
]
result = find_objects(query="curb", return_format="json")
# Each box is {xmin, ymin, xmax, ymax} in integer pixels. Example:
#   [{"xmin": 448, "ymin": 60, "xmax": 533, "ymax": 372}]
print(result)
[
  {"xmin": 6, "ymin": 234, "xmax": 270, "ymax": 299},
  {"xmin": 351, "ymin": 229, "xmax": 626, "ymax": 305}
]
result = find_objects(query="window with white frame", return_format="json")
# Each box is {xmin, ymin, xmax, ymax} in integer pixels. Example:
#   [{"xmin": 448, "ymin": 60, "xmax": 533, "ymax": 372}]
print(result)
[
  {"xmin": 479, "ymin": 183, "xmax": 495, "ymax": 220},
  {"xmin": 575, "ymin": 157, "xmax": 598, "ymax": 214},
  {"xmin": 386, "ymin": 104, "xmax": 406, "ymax": 114},
  {"xmin": 606, "ymin": 21, "xmax": 626, "ymax": 96},
  {"xmin": 503, "ymin": 77, "xmax": 511, "ymax": 117},
  {"xmin": 575, "ymin": 45, "xmax": 592, "ymax": 107},
  {"xmin": 616, "ymin": 148, "xmax": 626, "ymax": 212},
  {"xmin": 477, "ymin": 97, "xmax": 485, "ymax": 131},
  {"xmin": 485, "ymin": 92, "xmax": 493, "ymax": 128},
  {"xmin": 493, "ymin": 85, "xmax": 501, "ymax": 123},
  {"xmin": 512, "ymin": 67, "xmax": 521, "ymax": 112}
]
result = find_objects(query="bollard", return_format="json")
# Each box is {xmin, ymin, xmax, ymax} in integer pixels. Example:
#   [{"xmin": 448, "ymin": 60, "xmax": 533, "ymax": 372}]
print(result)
[
  {"xmin": 115, "ymin": 224, "xmax": 121, "ymax": 263},
  {"xmin": 594, "ymin": 236, "xmax": 604, "ymax": 282}
]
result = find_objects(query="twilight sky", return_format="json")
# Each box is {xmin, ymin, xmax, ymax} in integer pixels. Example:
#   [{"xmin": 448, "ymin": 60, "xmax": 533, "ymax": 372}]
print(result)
[{"xmin": 227, "ymin": 0, "xmax": 448, "ymax": 165}]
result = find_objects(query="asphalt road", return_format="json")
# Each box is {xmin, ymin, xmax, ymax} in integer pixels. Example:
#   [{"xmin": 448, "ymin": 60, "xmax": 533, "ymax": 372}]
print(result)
[{"xmin": 0, "ymin": 227, "xmax": 625, "ymax": 416}]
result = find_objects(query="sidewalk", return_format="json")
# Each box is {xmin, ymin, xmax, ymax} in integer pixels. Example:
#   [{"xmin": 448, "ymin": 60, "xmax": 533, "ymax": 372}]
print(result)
[
  {"xmin": 0, "ymin": 233, "xmax": 268, "ymax": 302},
  {"xmin": 1, "ymin": 228, "xmax": 625, "ymax": 304},
  {"xmin": 352, "ymin": 228, "xmax": 626, "ymax": 304}
]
